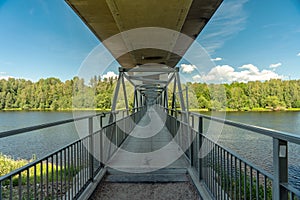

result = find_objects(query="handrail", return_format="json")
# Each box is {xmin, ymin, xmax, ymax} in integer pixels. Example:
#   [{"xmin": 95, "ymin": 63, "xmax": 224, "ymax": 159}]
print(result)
[
  {"xmin": 165, "ymin": 108, "xmax": 300, "ymax": 199},
  {"xmin": 200, "ymin": 131, "xmax": 274, "ymax": 179},
  {"xmin": 0, "ymin": 110, "xmax": 129, "ymax": 139},
  {"xmin": 0, "ymin": 106, "xmax": 147, "ymax": 200},
  {"xmin": 190, "ymin": 112, "xmax": 300, "ymax": 145},
  {"xmin": 0, "ymin": 111, "xmax": 136, "ymax": 181}
]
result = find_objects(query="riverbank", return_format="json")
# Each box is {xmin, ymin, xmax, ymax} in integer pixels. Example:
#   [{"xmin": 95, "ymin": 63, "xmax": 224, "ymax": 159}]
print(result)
[
  {"xmin": 0, "ymin": 108, "xmax": 112, "ymax": 112},
  {"xmin": 189, "ymin": 107, "xmax": 300, "ymax": 112},
  {"xmin": 1, "ymin": 107, "xmax": 300, "ymax": 112}
]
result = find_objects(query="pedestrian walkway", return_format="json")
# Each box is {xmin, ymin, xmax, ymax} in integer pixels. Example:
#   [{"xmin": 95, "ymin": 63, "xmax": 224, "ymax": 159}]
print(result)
[
  {"xmin": 89, "ymin": 107, "xmax": 198, "ymax": 199},
  {"xmin": 107, "ymin": 107, "xmax": 189, "ymax": 173}
]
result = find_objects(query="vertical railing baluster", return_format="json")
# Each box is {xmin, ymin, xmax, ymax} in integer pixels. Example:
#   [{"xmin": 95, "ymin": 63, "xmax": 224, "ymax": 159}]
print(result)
[
  {"xmin": 51, "ymin": 155, "xmax": 54, "ymax": 198},
  {"xmin": 264, "ymin": 175, "xmax": 267, "ymax": 200},
  {"xmin": 40, "ymin": 160, "xmax": 43, "ymax": 200},
  {"xmin": 244, "ymin": 163, "xmax": 247, "ymax": 200},
  {"xmin": 234, "ymin": 157, "xmax": 237, "ymax": 200},
  {"xmin": 56, "ymin": 153, "xmax": 59, "ymax": 199},
  {"xmin": 18, "ymin": 172, "xmax": 22, "ymax": 200},
  {"xmin": 67, "ymin": 147, "xmax": 70, "ymax": 200},
  {"xmin": 239, "ymin": 159, "xmax": 242, "ymax": 199},
  {"xmin": 27, "ymin": 168, "xmax": 30, "ymax": 199},
  {"xmin": 64, "ymin": 149, "xmax": 67, "ymax": 200},
  {"xmin": 250, "ymin": 167, "xmax": 253, "ymax": 199},
  {"xmin": 46, "ymin": 158, "xmax": 49, "ymax": 198},
  {"xmin": 10, "ymin": 176, "xmax": 12, "ymax": 200},
  {"xmin": 256, "ymin": 171, "xmax": 259, "ymax": 200},
  {"xmin": 0, "ymin": 181, "xmax": 2, "ymax": 199},
  {"xmin": 60, "ymin": 151, "xmax": 63, "ymax": 200},
  {"xmin": 34, "ymin": 165, "xmax": 37, "ymax": 199},
  {"xmin": 217, "ymin": 145, "xmax": 220, "ymax": 199}
]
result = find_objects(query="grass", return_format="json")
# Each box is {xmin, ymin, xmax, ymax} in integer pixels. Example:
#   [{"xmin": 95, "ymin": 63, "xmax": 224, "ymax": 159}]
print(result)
[
  {"xmin": 0, "ymin": 153, "xmax": 31, "ymax": 177},
  {"xmin": 0, "ymin": 153, "xmax": 81, "ymax": 199},
  {"xmin": 287, "ymin": 108, "xmax": 300, "ymax": 111},
  {"xmin": 209, "ymin": 160, "xmax": 273, "ymax": 199}
]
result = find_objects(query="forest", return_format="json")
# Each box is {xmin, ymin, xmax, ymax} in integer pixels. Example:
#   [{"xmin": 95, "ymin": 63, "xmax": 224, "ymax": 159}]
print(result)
[{"xmin": 0, "ymin": 77, "xmax": 299, "ymax": 111}]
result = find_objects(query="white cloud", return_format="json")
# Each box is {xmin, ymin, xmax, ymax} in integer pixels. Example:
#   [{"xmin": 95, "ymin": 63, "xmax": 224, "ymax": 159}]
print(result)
[
  {"xmin": 0, "ymin": 72, "xmax": 14, "ymax": 80},
  {"xmin": 211, "ymin": 57, "xmax": 222, "ymax": 61},
  {"xmin": 181, "ymin": 64, "xmax": 197, "ymax": 73},
  {"xmin": 101, "ymin": 71, "xmax": 118, "ymax": 80},
  {"xmin": 193, "ymin": 64, "xmax": 284, "ymax": 83},
  {"xmin": 199, "ymin": 0, "xmax": 249, "ymax": 53},
  {"xmin": 192, "ymin": 75, "xmax": 202, "ymax": 82},
  {"xmin": 0, "ymin": 75, "xmax": 14, "ymax": 80},
  {"xmin": 297, "ymin": 52, "xmax": 300, "ymax": 56},
  {"xmin": 269, "ymin": 62, "xmax": 282, "ymax": 68},
  {"xmin": 239, "ymin": 64, "xmax": 260, "ymax": 75}
]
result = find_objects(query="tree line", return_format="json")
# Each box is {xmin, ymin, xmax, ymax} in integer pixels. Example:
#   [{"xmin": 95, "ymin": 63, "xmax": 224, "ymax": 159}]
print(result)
[
  {"xmin": 0, "ymin": 77, "xmax": 299, "ymax": 111},
  {"xmin": 0, "ymin": 76, "xmax": 115, "ymax": 111},
  {"xmin": 188, "ymin": 79, "xmax": 300, "ymax": 110}
]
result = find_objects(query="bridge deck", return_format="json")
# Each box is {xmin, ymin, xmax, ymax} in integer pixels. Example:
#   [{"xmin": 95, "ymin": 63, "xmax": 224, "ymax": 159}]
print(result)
[
  {"xmin": 90, "ymin": 108, "xmax": 198, "ymax": 199},
  {"xmin": 107, "ymin": 107, "xmax": 189, "ymax": 172}
]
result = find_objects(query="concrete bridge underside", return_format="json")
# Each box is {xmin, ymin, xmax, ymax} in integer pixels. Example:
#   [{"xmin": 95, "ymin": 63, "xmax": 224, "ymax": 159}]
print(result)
[{"xmin": 66, "ymin": 0, "xmax": 222, "ymax": 69}]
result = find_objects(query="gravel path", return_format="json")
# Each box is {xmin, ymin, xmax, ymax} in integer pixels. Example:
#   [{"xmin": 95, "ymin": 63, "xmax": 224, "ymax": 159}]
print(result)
[{"xmin": 90, "ymin": 182, "xmax": 200, "ymax": 200}]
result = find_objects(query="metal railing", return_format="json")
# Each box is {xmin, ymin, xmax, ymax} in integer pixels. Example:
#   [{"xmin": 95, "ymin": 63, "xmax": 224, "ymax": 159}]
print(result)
[
  {"xmin": 165, "ymin": 108, "xmax": 300, "ymax": 200},
  {"xmin": 0, "ymin": 107, "xmax": 146, "ymax": 200}
]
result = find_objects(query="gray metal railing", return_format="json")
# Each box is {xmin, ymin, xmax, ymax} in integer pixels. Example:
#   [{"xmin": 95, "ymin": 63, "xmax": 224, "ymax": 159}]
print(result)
[
  {"xmin": 164, "ymin": 108, "xmax": 300, "ymax": 200},
  {"xmin": 0, "ymin": 107, "xmax": 146, "ymax": 200}
]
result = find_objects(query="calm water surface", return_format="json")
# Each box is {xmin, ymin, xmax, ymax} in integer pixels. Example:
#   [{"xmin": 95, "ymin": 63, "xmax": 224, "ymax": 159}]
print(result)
[{"xmin": 0, "ymin": 111, "xmax": 112, "ymax": 160}]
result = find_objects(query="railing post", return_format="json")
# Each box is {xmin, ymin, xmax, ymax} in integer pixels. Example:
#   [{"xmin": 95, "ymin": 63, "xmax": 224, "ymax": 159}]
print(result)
[
  {"xmin": 272, "ymin": 138, "xmax": 288, "ymax": 200},
  {"xmin": 88, "ymin": 117, "xmax": 94, "ymax": 182},
  {"xmin": 190, "ymin": 127, "xmax": 194, "ymax": 167},
  {"xmin": 99, "ymin": 114, "xmax": 104, "ymax": 168},
  {"xmin": 190, "ymin": 114, "xmax": 195, "ymax": 167},
  {"xmin": 198, "ymin": 116, "xmax": 203, "ymax": 180}
]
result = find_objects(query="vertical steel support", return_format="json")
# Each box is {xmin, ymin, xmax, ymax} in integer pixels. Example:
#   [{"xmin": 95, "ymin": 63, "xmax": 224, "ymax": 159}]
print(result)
[
  {"xmin": 171, "ymin": 75, "xmax": 177, "ymax": 116},
  {"xmin": 88, "ymin": 117, "xmax": 94, "ymax": 182},
  {"xmin": 175, "ymin": 70, "xmax": 186, "ymax": 112},
  {"xmin": 121, "ymin": 73, "xmax": 129, "ymax": 115},
  {"xmin": 140, "ymin": 90, "xmax": 143, "ymax": 107},
  {"xmin": 186, "ymin": 86, "xmax": 192, "ymax": 165},
  {"xmin": 272, "ymin": 138, "xmax": 288, "ymax": 200},
  {"xmin": 165, "ymin": 87, "xmax": 168, "ymax": 110},
  {"xmin": 133, "ymin": 88, "xmax": 137, "ymax": 110},
  {"xmin": 111, "ymin": 73, "xmax": 122, "ymax": 111}
]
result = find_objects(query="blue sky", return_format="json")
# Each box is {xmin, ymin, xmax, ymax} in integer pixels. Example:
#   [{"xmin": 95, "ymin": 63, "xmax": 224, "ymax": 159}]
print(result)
[{"xmin": 0, "ymin": 0, "xmax": 300, "ymax": 82}]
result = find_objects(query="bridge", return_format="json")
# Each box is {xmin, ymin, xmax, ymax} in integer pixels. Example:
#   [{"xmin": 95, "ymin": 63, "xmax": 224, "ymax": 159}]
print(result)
[{"xmin": 1, "ymin": 0, "xmax": 300, "ymax": 199}]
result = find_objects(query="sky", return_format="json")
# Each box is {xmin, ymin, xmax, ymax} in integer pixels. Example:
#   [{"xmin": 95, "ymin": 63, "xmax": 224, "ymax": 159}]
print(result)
[{"xmin": 0, "ymin": 0, "xmax": 300, "ymax": 83}]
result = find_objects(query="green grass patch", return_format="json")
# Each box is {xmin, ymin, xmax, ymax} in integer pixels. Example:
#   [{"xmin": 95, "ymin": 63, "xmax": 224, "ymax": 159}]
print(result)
[
  {"xmin": 1, "ymin": 153, "xmax": 82, "ymax": 199},
  {"xmin": 287, "ymin": 108, "xmax": 300, "ymax": 111},
  {"xmin": 250, "ymin": 107, "xmax": 272, "ymax": 111},
  {"xmin": 0, "ymin": 153, "xmax": 30, "ymax": 177}
]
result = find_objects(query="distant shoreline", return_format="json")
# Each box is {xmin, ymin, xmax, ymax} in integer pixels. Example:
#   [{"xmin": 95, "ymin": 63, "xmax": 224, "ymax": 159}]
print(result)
[
  {"xmin": 1, "ymin": 108, "xmax": 300, "ymax": 112},
  {"xmin": 190, "ymin": 108, "xmax": 300, "ymax": 112},
  {"xmin": 0, "ymin": 108, "xmax": 111, "ymax": 112}
]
